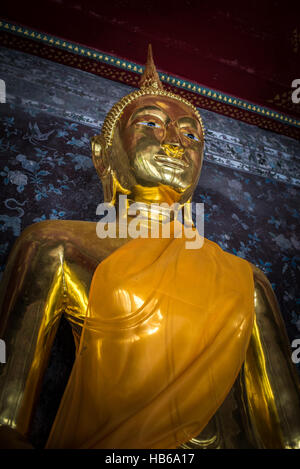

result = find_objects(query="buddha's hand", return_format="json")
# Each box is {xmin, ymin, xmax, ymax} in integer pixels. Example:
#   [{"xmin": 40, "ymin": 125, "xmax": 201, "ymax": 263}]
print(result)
[{"xmin": 0, "ymin": 425, "xmax": 34, "ymax": 449}]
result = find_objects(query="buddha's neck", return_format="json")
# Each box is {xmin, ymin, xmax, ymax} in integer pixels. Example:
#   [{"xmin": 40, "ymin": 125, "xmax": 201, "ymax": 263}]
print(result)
[
  {"xmin": 130, "ymin": 184, "xmax": 183, "ymax": 206},
  {"xmin": 113, "ymin": 185, "xmax": 191, "ymax": 226}
]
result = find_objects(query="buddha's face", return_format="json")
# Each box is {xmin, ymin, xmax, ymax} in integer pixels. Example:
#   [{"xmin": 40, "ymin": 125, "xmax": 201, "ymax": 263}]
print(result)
[{"xmin": 114, "ymin": 95, "xmax": 204, "ymax": 200}]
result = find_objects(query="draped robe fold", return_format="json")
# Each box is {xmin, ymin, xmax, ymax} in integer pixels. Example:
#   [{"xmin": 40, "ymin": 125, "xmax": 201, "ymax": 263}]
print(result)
[{"xmin": 46, "ymin": 222, "xmax": 254, "ymax": 449}]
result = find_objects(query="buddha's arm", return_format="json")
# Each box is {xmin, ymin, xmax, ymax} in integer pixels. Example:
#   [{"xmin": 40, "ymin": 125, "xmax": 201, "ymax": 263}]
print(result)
[
  {"xmin": 0, "ymin": 222, "xmax": 67, "ymax": 436},
  {"xmin": 240, "ymin": 265, "xmax": 300, "ymax": 448}
]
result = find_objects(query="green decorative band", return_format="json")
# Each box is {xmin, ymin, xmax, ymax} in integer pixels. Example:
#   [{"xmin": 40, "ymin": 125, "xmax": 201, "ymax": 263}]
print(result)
[
  {"xmin": 0, "ymin": 20, "xmax": 299, "ymax": 130},
  {"xmin": 159, "ymin": 75, "xmax": 300, "ymax": 129}
]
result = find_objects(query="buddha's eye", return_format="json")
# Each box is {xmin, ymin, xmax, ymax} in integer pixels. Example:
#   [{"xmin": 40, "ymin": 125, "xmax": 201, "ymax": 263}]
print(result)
[
  {"xmin": 184, "ymin": 132, "xmax": 199, "ymax": 142},
  {"xmin": 137, "ymin": 121, "xmax": 161, "ymax": 128}
]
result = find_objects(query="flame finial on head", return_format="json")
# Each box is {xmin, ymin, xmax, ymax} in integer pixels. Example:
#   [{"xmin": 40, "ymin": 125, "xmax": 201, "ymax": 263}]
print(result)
[
  {"xmin": 96, "ymin": 45, "xmax": 205, "ymax": 150},
  {"xmin": 139, "ymin": 44, "xmax": 164, "ymax": 91}
]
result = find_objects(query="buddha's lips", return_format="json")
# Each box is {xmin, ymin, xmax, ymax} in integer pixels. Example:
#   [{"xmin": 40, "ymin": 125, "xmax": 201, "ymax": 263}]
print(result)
[{"xmin": 154, "ymin": 153, "xmax": 189, "ymax": 169}]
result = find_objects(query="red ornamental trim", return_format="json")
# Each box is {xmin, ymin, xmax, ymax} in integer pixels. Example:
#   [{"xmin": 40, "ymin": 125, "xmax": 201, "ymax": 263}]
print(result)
[{"xmin": 1, "ymin": 30, "xmax": 299, "ymax": 141}]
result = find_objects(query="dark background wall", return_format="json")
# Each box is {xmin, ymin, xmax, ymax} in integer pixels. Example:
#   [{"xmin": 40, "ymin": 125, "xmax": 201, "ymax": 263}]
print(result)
[{"xmin": 2, "ymin": 0, "xmax": 300, "ymax": 120}]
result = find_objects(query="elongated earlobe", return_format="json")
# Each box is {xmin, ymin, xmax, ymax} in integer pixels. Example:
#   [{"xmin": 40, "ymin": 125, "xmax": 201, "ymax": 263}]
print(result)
[
  {"xmin": 91, "ymin": 134, "xmax": 113, "ymax": 202},
  {"xmin": 91, "ymin": 134, "xmax": 109, "ymax": 178},
  {"xmin": 91, "ymin": 134, "xmax": 130, "ymax": 204}
]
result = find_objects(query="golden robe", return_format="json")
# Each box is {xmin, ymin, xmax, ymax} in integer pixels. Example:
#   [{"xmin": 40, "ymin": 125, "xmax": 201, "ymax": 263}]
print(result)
[{"xmin": 46, "ymin": 222, "xmax": 254, "ymax": 449}]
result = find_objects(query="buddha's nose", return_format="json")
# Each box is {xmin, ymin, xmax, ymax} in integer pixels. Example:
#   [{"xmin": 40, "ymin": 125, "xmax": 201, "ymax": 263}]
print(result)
[
  {"xmin": 161, "ymin": 123, "xmax": 184, "ymax": 158},
  {"xmin": 161, "ymin": 143, "xmax": 184, "ymax": 159}
]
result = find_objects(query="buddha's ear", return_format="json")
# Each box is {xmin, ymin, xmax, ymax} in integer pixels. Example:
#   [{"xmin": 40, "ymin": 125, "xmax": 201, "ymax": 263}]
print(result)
[
  {"xmin": 91, "ymin": 134, "xmax": 110, "ymax": 178},
  {"xmin": 91, "ymin": 134, "xmax": 115, "ymax": 202}
]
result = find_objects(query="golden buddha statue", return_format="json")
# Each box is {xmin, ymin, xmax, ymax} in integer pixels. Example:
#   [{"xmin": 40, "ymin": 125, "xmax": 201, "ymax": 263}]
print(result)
[{"xmin": 0, "ymin": 46, "xmax": 300, "ymax": 449}]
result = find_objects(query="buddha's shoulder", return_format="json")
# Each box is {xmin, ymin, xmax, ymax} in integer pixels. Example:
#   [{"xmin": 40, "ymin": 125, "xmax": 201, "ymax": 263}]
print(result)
[
  {"xmin": 249, "ymin": 262, "xmax": 274, "ymax": 291},
  {"xmin": 12, "ymin": 220, "xmax": 100, "ymax": 256},
  {"xmin": 19, "ymin": 219, "xmax": 97, "ymax": 242},
  {"xmin": 14, "ymin": 220, "xmax": 126, "ymax": 262},
  {"xmin": 202, "ymin": 237, "xmax": 269, "ymax": 283},
  {"xmin": 202, "ymin": 237, "xmax": 250, "ymax": 267}
]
